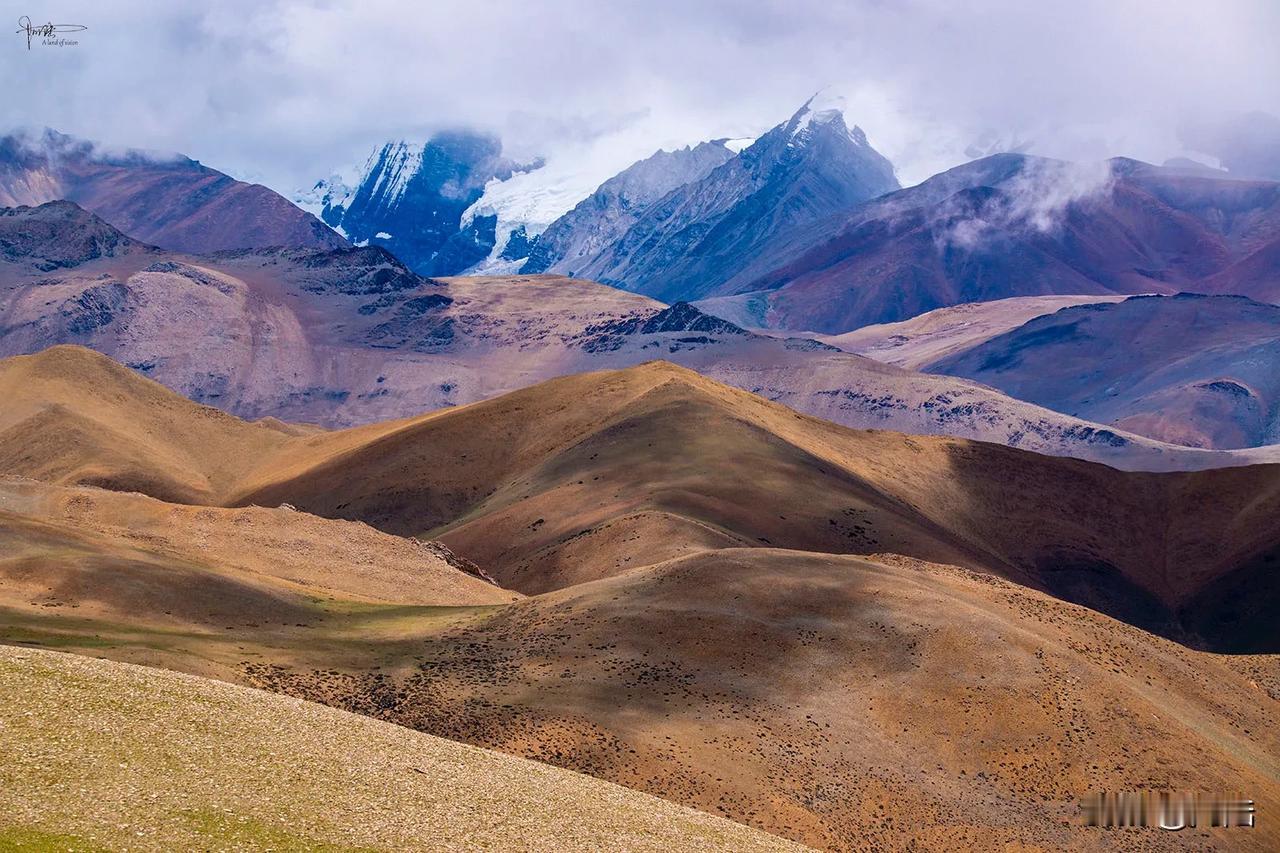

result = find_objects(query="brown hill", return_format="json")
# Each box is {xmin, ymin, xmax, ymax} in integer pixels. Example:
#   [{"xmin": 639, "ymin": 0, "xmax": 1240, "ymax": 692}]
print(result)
[
  {"xmin": 0, "ymin": 477, "xmax": 514, "ymax": 617},
  {"xmin": 0, "ymin": 346, "xmax": 293, "ymax": 503},
  {"xmin": 8, "ymin": 542, "xmax": 1271, "ymax": 851},
  {"xmin": 227, "ymin": 361, "xmax": 1280, "ymax": 653},
  {"xmin": 3, "ymin": 348, "xmax": 1277, "ymax": 652},
  {"xmin": 246, "ymin": 549, "xmax": 1279, "ymax": 852}
]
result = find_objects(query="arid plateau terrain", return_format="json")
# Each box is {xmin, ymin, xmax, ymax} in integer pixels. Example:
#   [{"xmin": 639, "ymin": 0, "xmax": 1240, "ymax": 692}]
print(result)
[{"xmin": 1, "ymin": 345, "xmax": 1276, "ymax": 851}]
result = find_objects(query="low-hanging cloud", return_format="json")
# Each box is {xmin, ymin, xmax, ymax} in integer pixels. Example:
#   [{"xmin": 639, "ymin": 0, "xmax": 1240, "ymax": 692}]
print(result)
[
  {"xmin": 937, "ymin": 158, "xmax": 1116, "ymax": 251},
  {"xmin": 2, "ymin": 1, "xmax": 1278, "ymax": 194}
]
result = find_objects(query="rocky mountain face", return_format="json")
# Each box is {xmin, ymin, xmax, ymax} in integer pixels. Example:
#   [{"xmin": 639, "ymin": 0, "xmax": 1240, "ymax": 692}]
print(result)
[
  {"xmin": 701, "ymin": 154, "xmax": 1280, "ymax": 333},
  {"xmin": 0, "ymin": 200, "xmax": 152, "ymax": 269},
  {"xmin": 0, "ymin": 129, "xmax": 346, "ymax": 254},
  {"xmin": 305, "ymin": 135, "xmax": 745, "ymax": 278},
  {"xmin": 929, "ymin": 293, "xmax": 1280, "ymax": 449},
  {"xmin": 521, "ymin": 140, "xmax": 736, "ymax": 275},
  {"xmin": 571, "ymin": 94, "xmax": 900, "ymax": 302},
  {"xmin": 302, "ymin": 132, "xmax": 542, "ymax": 275}
]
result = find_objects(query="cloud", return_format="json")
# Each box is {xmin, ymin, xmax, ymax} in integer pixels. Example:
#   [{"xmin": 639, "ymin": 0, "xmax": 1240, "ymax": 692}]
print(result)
[
  {"xmin": 3, "ymin": 0, "xmax": 1278, "ymax": 194},
  {"xmin": 936, "ymin": 158, "xmax": 1117, "ymax": 250}
]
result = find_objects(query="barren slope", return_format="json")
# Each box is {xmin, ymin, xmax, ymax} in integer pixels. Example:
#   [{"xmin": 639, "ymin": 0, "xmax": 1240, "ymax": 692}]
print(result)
[
  {"xmin": 4, "ymin": 356, "xmax": 1279, "ymax": 850},
  {"xmin": 3, "ymin": 348, "xmax": 1279, "ymax": 650},
  {"xmin": 0, "ymin": 129, "xmax": 346, "ymax": 254},
  {"xmin": 0, "ymin": 477, "xmax": 514, "ymax": 616},
  {"xmin": 931, "ymin": 293, "xmax": 1280, "ymax": 449},
  {"xmin": 243, "ymin": 550, "xmax": 1280, "ymax": 852},
  {"xmin": 0, "ymin": 346, "xmax": 295, "ymax": 503},
  {"xmin": 819, "ymin": 295, "xmax": 1126, "ymax": 369},
  {"xmin": 0, "ymin": 645, "xmax": 799, "ymax": 852},
  {"xmin": 233, "ymin": 362, "xmax": 1280, "ymax": 653}
]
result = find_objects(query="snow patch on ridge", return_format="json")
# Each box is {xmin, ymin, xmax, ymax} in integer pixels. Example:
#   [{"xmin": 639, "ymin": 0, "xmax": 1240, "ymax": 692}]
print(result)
[
  {"xmin": 459, "ymin": 156, "xmax": 631, "ymax": 268},
  {"xmin": 786, "ymin": 89, "xmax": 868, "ymax": 149},
  {"xmin": 364, "ymin": 141, "xmax": 424, "ymax": 205}
]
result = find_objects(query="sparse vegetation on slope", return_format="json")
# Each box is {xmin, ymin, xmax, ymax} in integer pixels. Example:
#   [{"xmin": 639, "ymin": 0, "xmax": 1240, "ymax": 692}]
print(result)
[{"xmin": 0, "ymin": 645, "xmax": 801, "ymax": 851}]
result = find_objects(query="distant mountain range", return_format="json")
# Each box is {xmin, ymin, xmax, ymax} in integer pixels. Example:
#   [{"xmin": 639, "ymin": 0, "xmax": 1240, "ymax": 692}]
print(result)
[
  {"xmin": 0, "ymin": 128, "xmax": 345, "ymax": 254},
  {"xmin": 296, "ymin": 107, "xmax": 1280, "ymax": 338},
  {"xmin": 296, "ymin": 93, "xmax": 899, "ymax": 290},
  {"xmin": 929, "ymin": 293, "xmax": 1280, "ymax": 450},
  {"xmin": 5, "ymin": 200, "xmax": 1280, "ymax": 473},
  {"xmin": 8, "ymin": 113, "xmax": 1280, "ymax": 345},
  {"xmin": 528, "ymin": 93, "xmax": 900, "ymax": 300},
  {"xmin": 6, "ymin": 112, "xmax": 1280, "ymax": 464},
  {"xmin": 696, "ymin": 154, "xmax": 1280, "ymax": 332}
]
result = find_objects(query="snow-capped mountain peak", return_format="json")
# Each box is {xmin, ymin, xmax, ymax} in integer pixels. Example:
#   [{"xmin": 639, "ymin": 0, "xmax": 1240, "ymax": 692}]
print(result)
[
  {"xmin": 784, "ymin": 90, "xmax": 867, "ymax": 148},
  {"xmin": 293, "ymin": 172, "xmax": 356, "ymax": 221}
]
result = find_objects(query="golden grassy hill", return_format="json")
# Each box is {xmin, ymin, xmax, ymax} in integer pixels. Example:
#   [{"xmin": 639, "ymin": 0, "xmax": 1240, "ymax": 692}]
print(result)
[
  {"xmin": 0, "ymin": 346, "xmax": 295, "ymax": 504},
  {"xmin": 0, "ymin": 645, "xmax": 803, "ymax": 852},
  {"xmin": 4, "ymin": 346, "xmax": 1279, "ymax": 649},
  {"xmin": 0, "ymin": 476, "xmax": 516, "ymax": 681}
]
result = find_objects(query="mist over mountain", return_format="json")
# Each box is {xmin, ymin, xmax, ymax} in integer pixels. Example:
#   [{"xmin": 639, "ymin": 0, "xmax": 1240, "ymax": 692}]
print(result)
[
  {"xmin": 0, "ymin": 129, "xmax": 345, "ymax": 255},
  {"xmin": 1179, "ymin": 111, "xmax": 1280, "ymax": 181},
  {"xmin": 698, "ymin": 153, "xmax": 1280, "ymax": 333}
]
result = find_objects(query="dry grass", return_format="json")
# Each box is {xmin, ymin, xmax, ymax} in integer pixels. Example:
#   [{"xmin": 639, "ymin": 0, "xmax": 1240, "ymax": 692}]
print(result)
[{"xmin": 0, "ymin": 645, "xmax": 805, "ymax": 852}]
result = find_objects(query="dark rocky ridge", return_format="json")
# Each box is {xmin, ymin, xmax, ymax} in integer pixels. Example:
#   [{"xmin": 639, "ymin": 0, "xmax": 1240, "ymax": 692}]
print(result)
[
  {"xmin": 320, "ymin": 132, "xmax": 538, "ymax": 275},
  {"xmin": 523, "ymin": 140, "xmax": 737, "ymax": 275},
  {"xmin": 0, "ymin": 200, "xmax": 152, "ymax": 269}
]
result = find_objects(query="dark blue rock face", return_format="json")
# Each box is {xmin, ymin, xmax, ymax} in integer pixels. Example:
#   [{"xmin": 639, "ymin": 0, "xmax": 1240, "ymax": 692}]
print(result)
[
  {"xmin": 323, "ymin": 132, "xmax": 528, "ymax": 276},
  {"xmin": 499, "ymin": 224, "xmax": 536, "ymax": 262}
]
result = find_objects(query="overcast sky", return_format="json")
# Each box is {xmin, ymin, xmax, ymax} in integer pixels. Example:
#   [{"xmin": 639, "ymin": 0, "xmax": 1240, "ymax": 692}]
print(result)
[{"xmin": 4, "ymin": 0, "xmax": 1278, "ymax": 192}]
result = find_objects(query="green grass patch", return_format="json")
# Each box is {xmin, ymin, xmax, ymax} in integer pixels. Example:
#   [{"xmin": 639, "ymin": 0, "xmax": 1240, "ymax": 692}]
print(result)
[
  {"xmin": 180, "ymin": 808, "xmax": 379, "ymax": 852},
  {"xmin": 0, "ymin": 625, "xmax": 116, "ymax": 650},
  {"xmin": 0, "ymin": 825, "xmax": 109, "ymax": 852}
]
